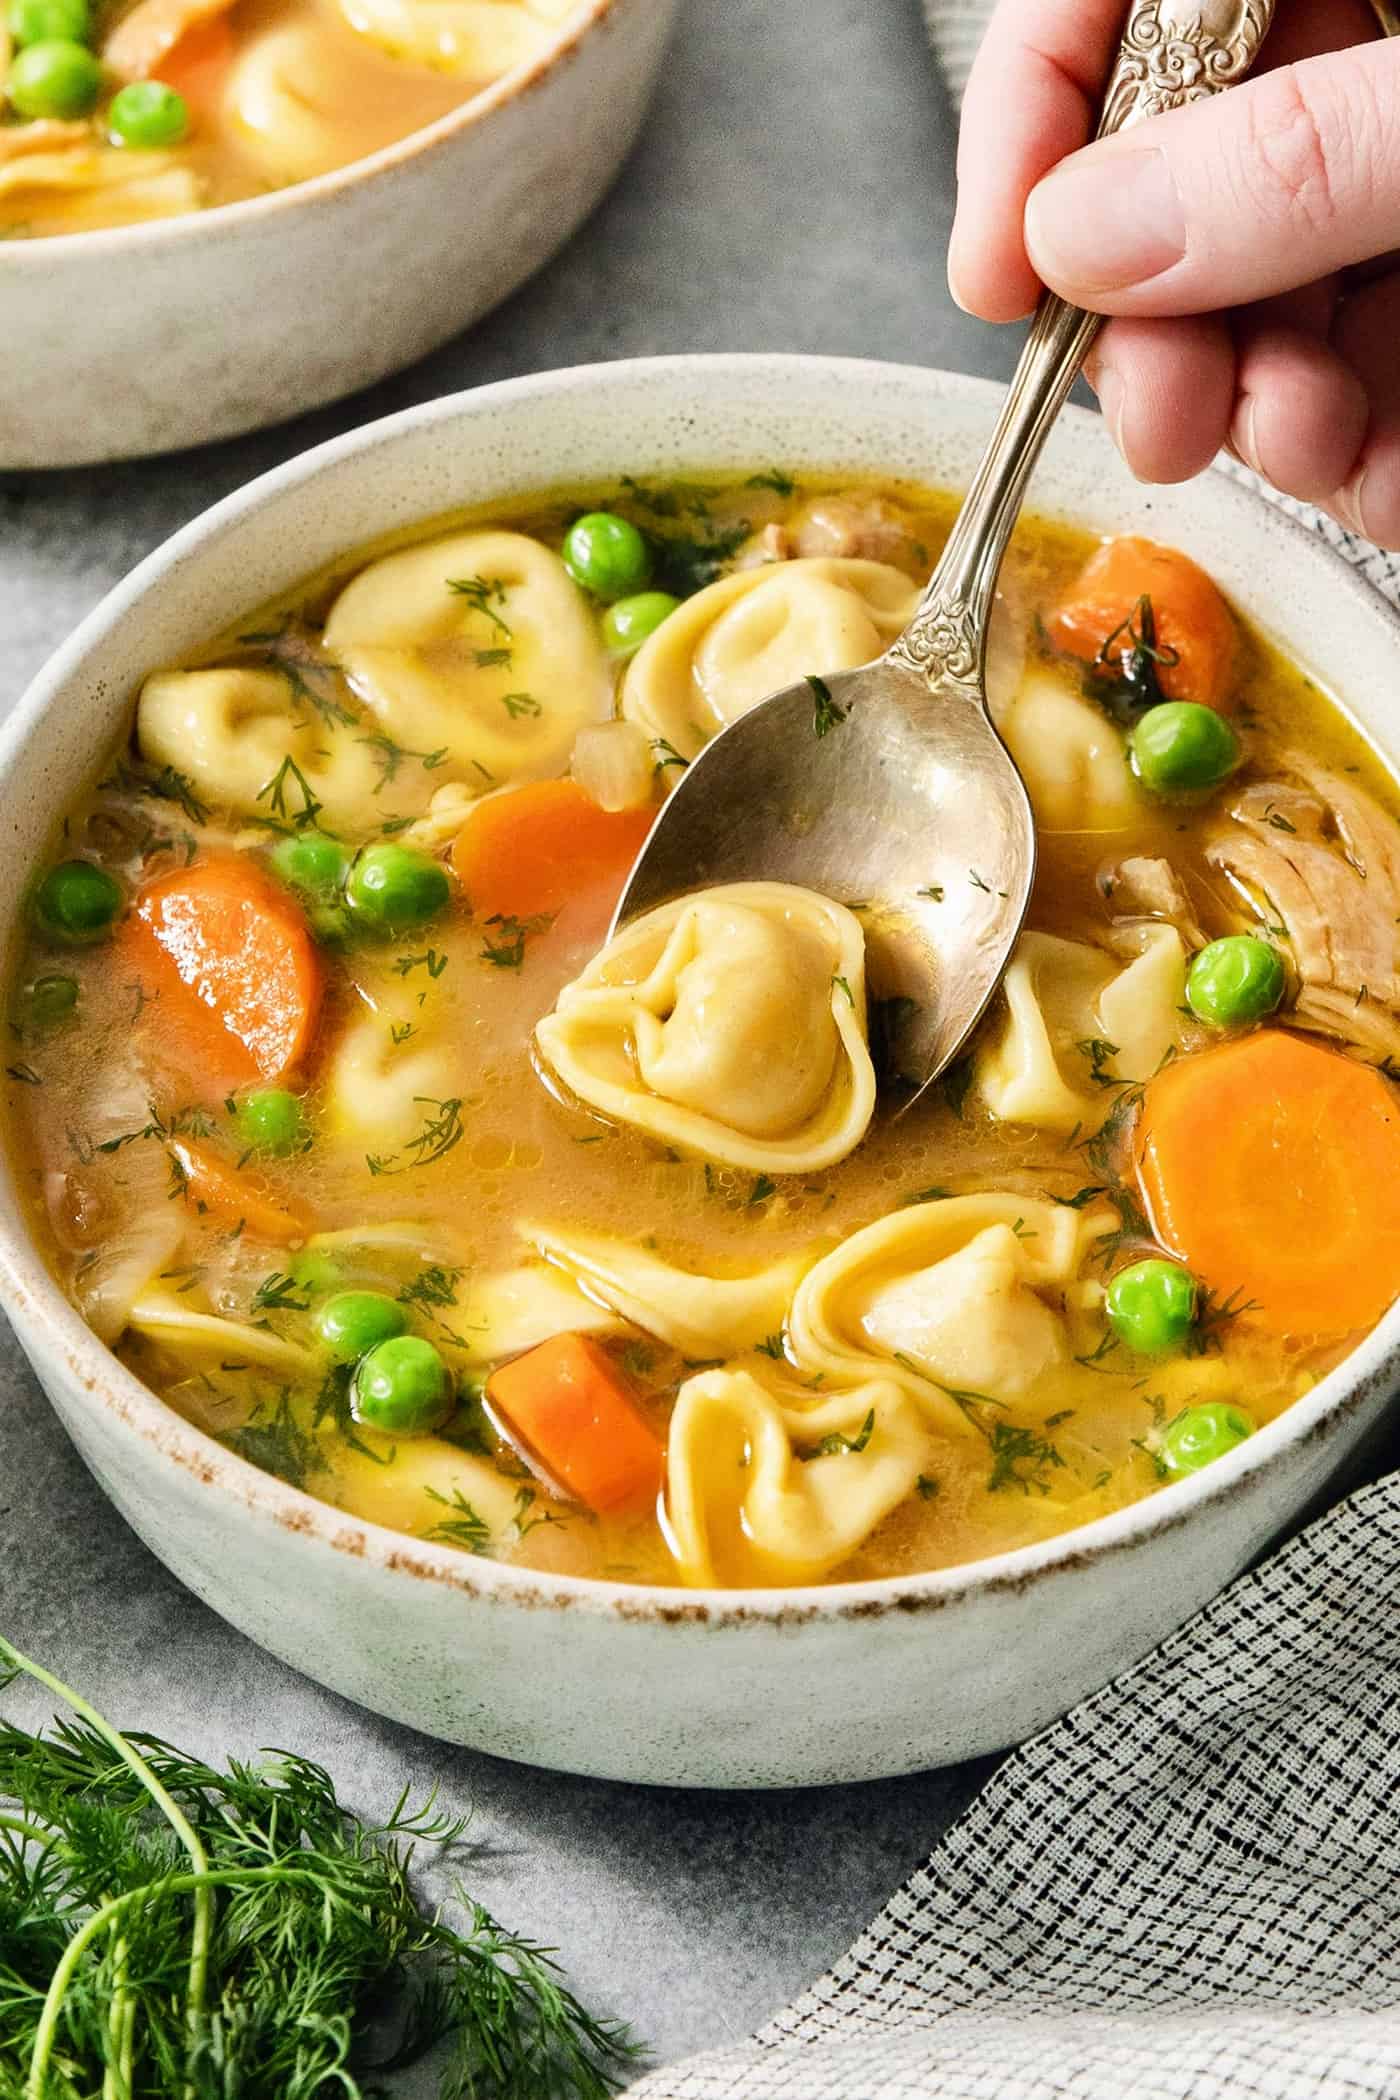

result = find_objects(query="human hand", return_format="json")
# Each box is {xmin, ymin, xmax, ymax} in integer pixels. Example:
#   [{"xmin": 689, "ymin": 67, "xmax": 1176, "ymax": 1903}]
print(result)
[{"xmin": 948, "ymin": 0, "xmax": 1400, "ymax": 545}]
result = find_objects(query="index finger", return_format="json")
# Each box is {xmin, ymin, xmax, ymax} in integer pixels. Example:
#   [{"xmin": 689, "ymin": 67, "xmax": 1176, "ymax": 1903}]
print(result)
[{"xmin": 948, "ymin": 0, "xmax": 1133, "ymax": 322}]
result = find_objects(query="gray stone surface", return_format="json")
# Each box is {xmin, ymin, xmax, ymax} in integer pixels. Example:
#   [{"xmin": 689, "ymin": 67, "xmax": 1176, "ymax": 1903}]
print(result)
[{"xmin": 0, "ymin": 0, "xmax": 1016, "ymax": 2072}]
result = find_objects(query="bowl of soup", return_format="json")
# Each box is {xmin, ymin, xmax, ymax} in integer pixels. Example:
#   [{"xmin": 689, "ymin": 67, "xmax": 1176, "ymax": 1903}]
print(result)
[
  {"xmin": 0, "ymin": 0, "xmax": 674, "ymax": 467},
  {"xmin": 5, "ymin": 354, "xmax": 1400, "ymax": 1786}
]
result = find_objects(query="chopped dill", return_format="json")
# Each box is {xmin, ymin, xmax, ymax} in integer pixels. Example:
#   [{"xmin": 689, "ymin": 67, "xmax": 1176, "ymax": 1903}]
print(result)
[
  {"xmin": 254, "ymin": 754, "xmax": 322, "ymax": 832},
  {"xmin": 1074, "ymin": 1329, "xmax": 1121, "ymax": 1372},
  {"xmin": 225, "ymin": 1389, "xmax": 319, "ymax": 1488},
  {"xmin": 390, "ymin": 1021, "xmax": 417, "ymax": 1045},
  {"xmin": 251, "ymin": 1270, "xmax": 311, "ymax": 1313},
  {"xmin": 394, "ymin": 948, "xmax": 449, "ymax": 979},
  {"xmin": 501, "ymin": 691, "xmax": 543, "ymax": 719},
  {"xmin": 480, "ymin": 912, "xmax": 554, "ymax": 969},
  {"xmin": 1075, "ymin": 1037, "xmax": 1122, "ymax": 1087},
  {"xmin": 808, "ymin": 673, "xmax": 846, "ymax": 738},
  {"xmin": 832, "ymin": 973, "xmax": 855, "ymax": 1005},
  {"xmin": 1186, "ymin": 1282, "xmax": 1262, "ymax": 1355},
  {"xmin": 916, "ymin": 884, "xmax": 945, "ymax": 902},
  {"xmin": 900, "ymin": 1185, "xmax": 952, "ymax": 1206},
  {"xmin": 916, "ymin": 1473, "xmax": 941, "ymax": 1500},
  {"xmin": 745, "ymin": 468, "xmax": 797, "ymax": 495},
  {"xmin": 423, "ymin": 1485, "xmax": 493, "ymax": 1553},
  {"xmin": 99, "ymin": 755, "xmax": 210, "ymax": 827},
  {"xmin": 360, "ymin": 731, "xmax": 449, "ymax": 789},
  {"xmin": 806, "ymin": 1408, "xmax": 875, "ymax": 1458},
  {"xmin": 398, "ymin": 1264, "xmax": 465, "ymax": 1310},
  {"xmin": 1055, "ymin": 1185, "xmax": 1108, "ymax": 1210},
  {"xmin": 367, "ymin": 1096, "xmax": 465, "ymax": 1176},
  {"xmin": 754, "ymin": 1332, "xmax": 788, "ymax": 1360},
  {"xmin": 651, "ymin": 738, "xmax": 689, "ymax": 771},
  {"xmin": 747, "ymin": 1173, "xmax": 777, "ymax": 1207},
  {"xmin": 447, "ymin": 573, "xmax": 512, "ymax": 638},
  {"xmin": 1081, "ymin": 593, "xmax": 1179, "ymax": 721},
  {"xmin": 510, "ymin": 1485, "xmax": 562, "ymax": 1539}
]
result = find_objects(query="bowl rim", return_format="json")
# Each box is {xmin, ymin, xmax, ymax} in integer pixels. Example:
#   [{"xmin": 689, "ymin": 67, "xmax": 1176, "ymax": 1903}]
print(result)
[
  {"xmin": 0, "ymin": 0, "xmax": 620, "ymax": 263},
  {"xmin": 6, "ymin": 349, "xmax": 1400, "ymax": 1631}
]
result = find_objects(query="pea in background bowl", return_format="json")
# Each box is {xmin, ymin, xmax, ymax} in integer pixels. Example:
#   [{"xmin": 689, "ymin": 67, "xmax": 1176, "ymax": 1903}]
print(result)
[
  {"xmin": 0, "ymin": 0, "xmax": 675, "ymax": 468},
  {"xmin": 3, "ymin": 355, "xmax": 1399, "ymax": 1787}
]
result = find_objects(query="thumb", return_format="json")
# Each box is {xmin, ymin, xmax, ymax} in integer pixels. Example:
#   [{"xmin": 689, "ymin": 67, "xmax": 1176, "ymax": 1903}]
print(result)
[{"xmin": 1024, "ymin": 37, "xmax": 1400, "ymax": 314}]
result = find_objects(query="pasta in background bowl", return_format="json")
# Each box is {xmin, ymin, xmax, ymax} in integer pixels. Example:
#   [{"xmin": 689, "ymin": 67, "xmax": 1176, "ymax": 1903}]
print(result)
[
  {"xmin": 4, "ymin": 355, "xmax": 1400, "ymax": 1788},
  {"xmin": 0, "ymin": 0, "xmax": 676, "ymax": 465}
]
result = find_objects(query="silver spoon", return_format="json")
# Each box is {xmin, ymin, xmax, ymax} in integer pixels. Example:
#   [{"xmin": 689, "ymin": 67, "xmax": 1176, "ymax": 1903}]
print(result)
[{"xmin": 613, "ymin": 0, "xmax": 1272, "ymax": 1100}]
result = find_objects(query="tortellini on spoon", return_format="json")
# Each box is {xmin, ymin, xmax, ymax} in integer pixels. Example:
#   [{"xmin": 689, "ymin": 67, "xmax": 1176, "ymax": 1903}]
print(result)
[
  {"xmin": 534, "ymin": 882, "xmax": 878, "ymax": 1172},
  {"xmin": 787, "ymin": 1193, "xmax": 1114, "ymax": 1434},
  {"xmin": 322, "ymin": 529, "xmax": 611, "ymax": 788},
  {"xmin": 975, "ymin": 926, "xmax": 1188, "ymax": 1133},
  {"xmin": 621, "ymin": 558, "xmax": 919, "ymax": 762}
]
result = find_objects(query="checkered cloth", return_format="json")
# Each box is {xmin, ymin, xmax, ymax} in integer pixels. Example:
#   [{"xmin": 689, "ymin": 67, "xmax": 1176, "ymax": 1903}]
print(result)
[{"xmin": 624, "ymin": 11, "xmax": 1400, "ymax": 2096}]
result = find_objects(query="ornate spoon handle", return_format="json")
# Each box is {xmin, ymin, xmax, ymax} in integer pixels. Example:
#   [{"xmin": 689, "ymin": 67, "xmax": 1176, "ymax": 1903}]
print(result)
[{"xmin": 889, "ymin": 0, "xmax": 1274, "ymax": 693}]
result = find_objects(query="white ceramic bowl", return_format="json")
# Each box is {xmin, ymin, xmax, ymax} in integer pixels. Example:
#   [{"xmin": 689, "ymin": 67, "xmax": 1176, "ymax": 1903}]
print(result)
[
  {"xmin": 0, "ymin": 0, "xmax": 675, "ymax": 469},
  {"xmin": 4, "ymin": 356, "xmax": 1399, "ymax": 1787}
]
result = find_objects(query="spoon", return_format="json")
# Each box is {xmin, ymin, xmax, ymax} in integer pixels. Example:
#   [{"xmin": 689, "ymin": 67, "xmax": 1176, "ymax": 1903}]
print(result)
[{"xmin": 613, "ymin": 0, "xmax": 1273, "ymax": 1101}]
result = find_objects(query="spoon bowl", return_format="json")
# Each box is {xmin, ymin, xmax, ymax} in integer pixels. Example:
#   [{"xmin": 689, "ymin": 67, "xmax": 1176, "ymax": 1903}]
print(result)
[
  {"xmin": 614, "ymin": 0, "xmax": 1273, "ymax": 1094},
  {"xmin": 612, "ymin": 655, "xmax": 1035, "ymax": 1094}
]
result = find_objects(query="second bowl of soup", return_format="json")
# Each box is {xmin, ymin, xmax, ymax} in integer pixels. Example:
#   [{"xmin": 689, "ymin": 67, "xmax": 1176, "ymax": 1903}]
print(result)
[{"xmin": 5, "ymin": 356, "xmax": 1400, "ymax": 1784}]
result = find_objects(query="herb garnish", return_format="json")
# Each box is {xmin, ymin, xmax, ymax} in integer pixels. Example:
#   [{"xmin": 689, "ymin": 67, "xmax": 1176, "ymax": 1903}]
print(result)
[
  {"xmin": 100, "ymin": 756, "xmax": 211, "ymax": 828},
  {"xmin": 501, "ymin": 692, "xmax": 543, "ymax": 719},
  {"xmin": 1081, "ymin": 593, "xmax": 1180, "ymax": 720},
  {"xmin": 360, "ymin": 732, "xmax": 449, "ymax": 790},
  {"xmin": 0, "ymin": 1637, "xmax": 637, "ymax": 2100},
  {"xmin": 806, "ymin": 1408, "xmax": 875, "ymax": 1458},
  {"xmin": 251, "ymin": 1270, "xmax": 311, "ymax": 1313},
  {"xmin": 1075, "ymin": 1036, "xmax": 1122, "ymax": 1088},
  {"xmin": 745, "ymin": 469, "xmax": 797, "ymax": 496},
  {"xmin": 394, "ymin": 948, "xmax": 449, "ymax": 980},
  {"xmin": 423, "ymin": 1485, "xmax": 493, "ymax": 1553},
  {"xmin": 366, "ymin": 1096, "xmax": 465, "ymax": 1176},
  {"xmin": 398, "ymin": 1264, "xmax": 465, "ymax": 1310},
  {"xmin": 747, "ymin": 1173, "xmax": 777, "ymax": 1207},
  {"xmin": 832, "ymin": 974, "xmax": 855, "ymax": 1006},
  {"xmin": 754, "ymin": 1333, "xmax": 788, "ymax": 1360},
  {"xmin": 447, "ymin": 574, "xmax": 512, "ymax": 638},
  {"xmin": 254, "ymin": 755, "xmax": 322, "ymax": 832},
  {"xmin": 480, "ymin": 914, "xmax": 553, "ymax": 969},
  {"xmin": 650, "ymin": 739, "xmax": 689, "ymax": 772},
  {"xmin": 807, "ymin": 674, "xmax": 846, "ymax": 738}
]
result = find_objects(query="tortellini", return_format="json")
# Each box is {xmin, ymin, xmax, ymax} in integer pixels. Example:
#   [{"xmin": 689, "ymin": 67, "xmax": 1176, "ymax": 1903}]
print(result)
[
  {"xmin": 991, "ymin": 670, "xmax": 1139, "ymax": 832},
  {"xmin": 534, "ymin": 883, "xmax": 877, "ymax": 1172},
  {"xmin": 322, "ymin": 530, "xmax": 610, "ymax": 787},
  {"xmin": 665, "ymin": 1369, "xmax": 931, "ymax": 1586},
  {"xmin": 621, "ymin": 559, "xmax": 919, "ymax": 761},
  {"xmin": 0, "ymin": 147, "xmax": 200, "ymax": 230},
  {"xmin": 323, "ymin": 1431, "xmax": 525, "ymax": 1544},
  {"xmin": 225, "ymin": 21, "xmax": 359, "ymax": 183},
  {"xmin": 137, "ymin": 666, "xmax": 384, "ymax": 833},
  {"xmin": 520, "ymin": 1223, "xmax": 815, "ymax": 1360},
  {"xmin": 787, "ymin": 1193, "xmax": 1112, "ymax": 1433},
  {"xmin": 335, "ymin": 0, "xmax": 569, "ymax": 75},
  {"xmin": 448, "ymin": 1263, "xmax": 618, "ymax": 1366},
  {"xmin": 975, "ymin": 926, "xmax": 1187, "ymax": 1132},
  {"xmin": 128, "ymin": 1290, "xmax": 316, "ymax": 1374},
  {"xmin": 322, "ymin": 993, "xmax": 464, "ymax": 1154}
]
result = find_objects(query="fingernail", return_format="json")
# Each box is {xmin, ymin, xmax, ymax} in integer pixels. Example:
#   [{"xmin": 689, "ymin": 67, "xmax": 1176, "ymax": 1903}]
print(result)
[
  {"xmin": 1087, "ymin": 360, "xmax": 1126, "ymax": 455},
  {"xmin": 1236, "ymin": 393, "xmax": 1263, "ymax": 477},
  {"xmin": 1026, "ymin": 149, "xmax": 1186, "ymax": 295}
]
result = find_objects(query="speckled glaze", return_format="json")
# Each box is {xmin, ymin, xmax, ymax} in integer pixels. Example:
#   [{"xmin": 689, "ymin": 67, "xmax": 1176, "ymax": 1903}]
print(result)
[
  {"xmin": 0, "ymin": 0, "xmax": 675, "ymax": 469},
  {"xmin": 4, "ymin": 358, "xmax": 1399, "ymax": 1787}
]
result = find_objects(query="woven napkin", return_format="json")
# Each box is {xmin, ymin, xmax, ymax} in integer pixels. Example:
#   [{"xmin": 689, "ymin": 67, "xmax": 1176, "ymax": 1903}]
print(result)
[{"xmin": 624, "ymin": 10, "xmax": 1400, "ymax": 2097}]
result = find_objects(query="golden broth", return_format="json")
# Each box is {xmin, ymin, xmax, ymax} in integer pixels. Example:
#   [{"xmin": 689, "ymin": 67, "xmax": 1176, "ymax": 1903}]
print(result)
[{"xmin": 6, "ymin": 474, "xmax": 1397, "ymax": 1587}]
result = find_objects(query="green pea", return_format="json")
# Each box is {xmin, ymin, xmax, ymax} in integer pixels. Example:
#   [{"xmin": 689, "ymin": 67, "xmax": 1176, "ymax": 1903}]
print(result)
[
  {"xmin": 344, "ymin": 843, "xmax": 449, "ymax": 935},
  {"xmin": 269, "ymin": 829, "xmax": 352, "ymax": 941},
  {"xmin": 351, "ymin": 1335, "xmax": 453, "ymax": 1435},
  {"xmin": 24, "ymin": 973, "xmax": 78, "ymax": 1025},
  {"xmin": 32, "ymin": 860, "xmax": 122, "ymax": 944},
  {"xmin": 234, "ymin": 1088, "xmax": 306, "ymax": 1157},
  {"xmin": 7, "ymin": 38, "xmax": 102, "ymax": 117},
  {"xmin": 108, "ymin": 78, "xmax": 188, "ymax": 148},
  {"xmin": 1185, "ymin": 935, "xmax": 1285, "ymax": 1028},
  {"xmin": 7, "ymin": 0, "xmax": 89, "ymax": 48},
  {"xmin": 1106, "ymin": 1258, "xmax": 1198, "ymax": 1356},
  {"xmin": 315, "ymin": 1290, "xmax": 406, "ymax": 1363},
  {"xmin": 601, "ymin": 591, "xmax": 680, "ymax": 657},
  {"xmin": 1129, "ymin": 701, "xmax": 1241, "ymax": 798},
  {"xmin": 562, "ymin": 512, "xmax": 652, "ymax": 602},
  {"xmin": 1160, "ymin": 1401, "xmax": 1256, "ymax": 1477},
  {"xmin": 287, "ymin": 1247, "xmax": 342, "ymax": 1297}
]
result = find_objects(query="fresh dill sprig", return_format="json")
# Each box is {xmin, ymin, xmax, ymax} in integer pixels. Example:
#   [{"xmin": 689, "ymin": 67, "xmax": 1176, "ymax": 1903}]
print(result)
[
  {"xmin": 0, "ymin": 1637, "xmax": 639, "ymax": 2099},
  {"xmin": 423, "ymin": 1487, "xmax": 493, "ymax": 1553},
  {"xmin": 807, "ymin": 674, "xmax": 846, "ymax": 739},
  {"xmin": 447, "ymin": 575, "xmax": 512, "ymax": 639}
]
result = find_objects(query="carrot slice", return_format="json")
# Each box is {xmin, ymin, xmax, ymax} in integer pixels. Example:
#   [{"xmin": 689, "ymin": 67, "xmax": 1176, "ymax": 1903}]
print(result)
[
  {"xmin": 487, "ymin": 1332, "xmax": 665, "ymax": 1514},
  {"xmin": 451, "ymin": 781, "xmax": 655, "ymax": 926},
  {"xmin": 1045, "ymin": 536, "xmax": 1238, "ymax": 710},
  {"xmin": 131, "ymin": 858, "xmax": 322, "ymax": 1087},
  {"xmin": 153, "ymin": 13, "xmax": 235, "ymax": 114},
  {"xmin": 1136, "ymin": 1030, "xmax": 1400, "ymax": 1337},
  {"xmin": 171, "ymin": 1137, "xmax": 310, "ymax": 1245}
]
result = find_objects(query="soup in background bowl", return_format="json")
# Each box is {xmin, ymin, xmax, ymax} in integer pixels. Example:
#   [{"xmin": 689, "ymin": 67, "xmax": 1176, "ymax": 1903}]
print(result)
[
  {"xmin": 0, "ymin": 0, "xmax": 676, "ymax": 467},
  {"xmin": 4, "ymin": 357, "xmax": 1399, "ymax": 1786}
]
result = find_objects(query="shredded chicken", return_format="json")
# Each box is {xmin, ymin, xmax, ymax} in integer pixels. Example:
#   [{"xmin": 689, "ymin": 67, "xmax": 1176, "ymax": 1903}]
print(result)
[
  {"xmin": 789, "ymin": 492, "xmax": 922, "ymax": 568},
  {"xmin": 103, "ymin": 0, "xmax": 234, "ymax": 81},
  {"xmin": 732, "ymin": 522, "xmax": 790, "ymax": 569},
  {"xmin": 0, "ymin": 119, "xmax": 90, "ymax": 162},
  {"xmin": 1205, "ymin": 750, "xmax": 1400, "ymax": 1060},
  {"xmin": 1100, "ymin": 855, "xmax": 1206, "ymax": 949}
]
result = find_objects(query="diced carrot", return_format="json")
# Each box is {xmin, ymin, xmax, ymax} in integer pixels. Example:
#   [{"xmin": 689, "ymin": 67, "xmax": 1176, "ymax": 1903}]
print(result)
[
  {"xmin": 170, "ymin": 1137, "xmax": 310, "ymax": 1245},
  {"xmin": 129, "ymin": 858, "xmax": 322, "ymax": 1087},
  {"xmin": 1136, "ymin": 1030, "xmax": 1400, "ymax": 1337},
  {"xmin": 451, "ymin": 781, "xmax": 655, "ymax": 927},
  {"xmin": 1045, "ymin": 536, "xmax": 1238, "ymax": 710},
  {"xmin": 153, "ymin": 13, "xmax": 235, "ymax": 115},
  {"xmin": 487, "ymin": 1332, "xmax": 665, "ymax": 1514}
]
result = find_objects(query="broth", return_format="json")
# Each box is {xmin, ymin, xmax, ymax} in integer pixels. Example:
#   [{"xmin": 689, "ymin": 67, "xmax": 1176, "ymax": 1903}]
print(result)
[{"xmin": 8, "ymin": 472, "xmax": 1400, "ymax": 1588}]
